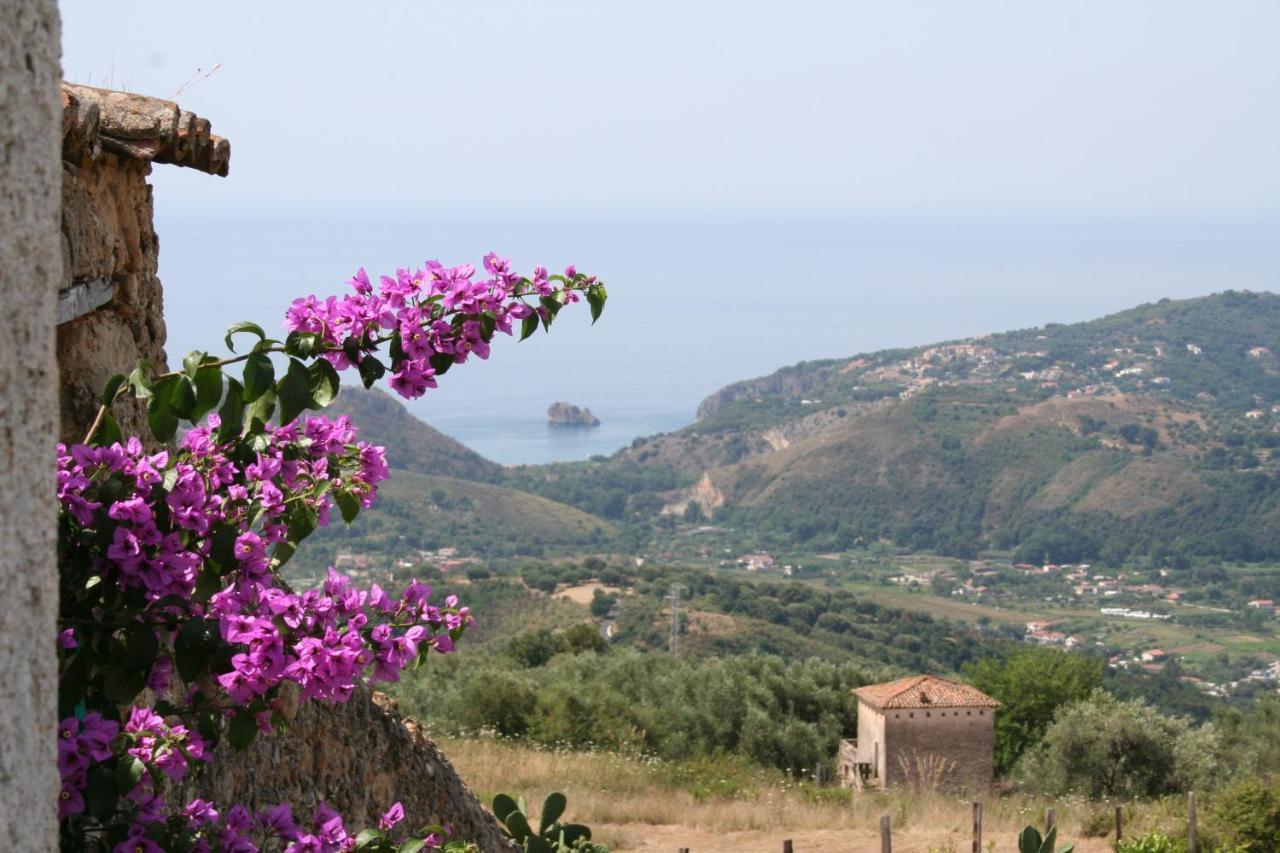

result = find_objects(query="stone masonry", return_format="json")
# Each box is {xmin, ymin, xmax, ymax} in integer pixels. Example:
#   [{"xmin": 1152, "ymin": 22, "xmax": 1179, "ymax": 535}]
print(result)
[
  {"xmin": 841, "ymin": 674, "xmax": 998, "ymax": 794},
  {"xmin": 0, "ymin": 0, "xmax": 63, "ymax": 848}
]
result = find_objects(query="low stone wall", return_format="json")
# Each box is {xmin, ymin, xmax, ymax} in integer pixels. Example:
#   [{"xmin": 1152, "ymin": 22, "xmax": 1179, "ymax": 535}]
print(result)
[{"xmin": 184, "ymin": 690, "xmax": 517, "ymax": 851}]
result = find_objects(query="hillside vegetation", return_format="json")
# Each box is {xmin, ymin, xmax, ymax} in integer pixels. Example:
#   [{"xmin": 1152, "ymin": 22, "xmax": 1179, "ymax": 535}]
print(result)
[{"xmin": 516, "ymin": 291, "xmax": 1280, "ymax": 564}]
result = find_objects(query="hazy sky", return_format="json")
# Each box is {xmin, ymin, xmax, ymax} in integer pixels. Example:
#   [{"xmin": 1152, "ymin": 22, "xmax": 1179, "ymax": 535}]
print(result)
[{"xmin": 61, "ymin": 1, "xmax": 1280, "ymax": 220}]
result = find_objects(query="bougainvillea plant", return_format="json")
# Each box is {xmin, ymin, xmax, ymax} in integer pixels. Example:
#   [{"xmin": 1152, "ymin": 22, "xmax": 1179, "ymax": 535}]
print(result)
[{"xmin": 57, "ymin": 255, "xmax": 605, "ymax": 852}]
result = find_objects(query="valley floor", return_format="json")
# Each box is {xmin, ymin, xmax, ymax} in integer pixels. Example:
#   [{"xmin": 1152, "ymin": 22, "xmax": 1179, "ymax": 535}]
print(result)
[{"xmin": 436, "ymin": 736, "xmax": 1179, "ymax": 853}]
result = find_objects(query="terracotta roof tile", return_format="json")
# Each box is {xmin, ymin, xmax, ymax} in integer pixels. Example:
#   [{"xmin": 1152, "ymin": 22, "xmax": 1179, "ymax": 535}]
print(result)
[
  {"xmin": 60, "ymin": 83, "xmax": 230, "ymax": 177},
  {"xmin": 853, "ymin": 675, "xmax": 999, "ymax": 709}
]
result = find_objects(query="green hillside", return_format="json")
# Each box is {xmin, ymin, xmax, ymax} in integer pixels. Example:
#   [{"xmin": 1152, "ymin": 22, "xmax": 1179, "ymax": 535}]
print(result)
[
  {"xmin": 325, "ymin": 386, "xmax": 504, "ymax": 483},
  {"xmin": 515, "ymin": 292, "xmax": 1280, "ymax": 564},
  {"xmin": 286, "ymin": 469, "xmax": 615, "ymax": 575}
]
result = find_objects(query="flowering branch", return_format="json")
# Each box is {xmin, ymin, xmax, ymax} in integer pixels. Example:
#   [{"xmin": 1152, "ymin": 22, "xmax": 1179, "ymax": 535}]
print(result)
[{"xmin": 57, "ymin": 253, "xmax": 604, "ymax": 852}]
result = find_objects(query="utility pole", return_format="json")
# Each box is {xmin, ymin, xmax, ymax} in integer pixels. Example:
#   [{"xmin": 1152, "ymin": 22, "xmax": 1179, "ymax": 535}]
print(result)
[{"xmin": 665, "ymin": 583, "xmax": 688, "ymax": 655}]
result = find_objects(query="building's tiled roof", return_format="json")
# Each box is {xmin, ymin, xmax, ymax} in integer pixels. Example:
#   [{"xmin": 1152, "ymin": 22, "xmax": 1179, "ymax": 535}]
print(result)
[
  {"xmin": 61, "ymin": 83, "xmax": 229, "ymax": 176},
  {"xmin": 853, "ymin": 675, "xmax": 999, "ymax": 709}
]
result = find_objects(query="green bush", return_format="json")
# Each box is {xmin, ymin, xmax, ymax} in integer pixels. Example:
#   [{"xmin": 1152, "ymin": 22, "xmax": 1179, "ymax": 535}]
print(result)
[
  {"xmin": 1016, "ymin": 691, "xmax": 1217, "ymax": 799},
  {"xmin": 1208, "ymin": 776, "xmax": 1280, "ymax": 852},
  {"xmin": 966, "ymin": 646, "xmax": 1104, "ymax": 773},
  {"xmin": 1115, "ymin": 833, "xmax": 1186, "ymax": 853}
]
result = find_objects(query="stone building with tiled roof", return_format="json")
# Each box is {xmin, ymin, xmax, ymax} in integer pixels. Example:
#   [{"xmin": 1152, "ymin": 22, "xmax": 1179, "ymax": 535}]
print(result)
[{"xmin": 838, "ymin": 675, "xmax": 998, "ymax": 793}]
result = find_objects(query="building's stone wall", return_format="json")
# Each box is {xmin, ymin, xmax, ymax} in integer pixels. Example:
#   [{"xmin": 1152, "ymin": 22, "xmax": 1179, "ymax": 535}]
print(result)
[
  {"xmin": 854, "ymin": 701, "xmax": 887, "ymax": 781},
  {"xmin": 0, "ymin": 0, "xmax": 63, "ymax": 847},
  {"xmin": 882, "ymin": 705, "xmax": 995, "ymax": 793},
  {"xmin": 57, "ymin": 153, "xmax": 166, "ymax": 443}
]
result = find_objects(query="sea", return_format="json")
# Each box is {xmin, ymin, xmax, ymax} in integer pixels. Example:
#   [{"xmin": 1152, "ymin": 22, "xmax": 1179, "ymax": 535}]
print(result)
[{"xmin": 156, "ymin": 210, "xmax": 1280, "ymax": 465}]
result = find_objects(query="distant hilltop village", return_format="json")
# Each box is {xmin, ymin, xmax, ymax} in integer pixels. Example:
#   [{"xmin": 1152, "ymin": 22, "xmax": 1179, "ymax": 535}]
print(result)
[{"xmin": 548, "ymin": 401, "xmax": 601, "ymax": 426}]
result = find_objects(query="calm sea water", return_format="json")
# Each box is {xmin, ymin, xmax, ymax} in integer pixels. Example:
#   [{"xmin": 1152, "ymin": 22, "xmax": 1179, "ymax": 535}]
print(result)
[{"xmin": 156, "ymin": 210, "xmax": 1280, "ymax": 464}]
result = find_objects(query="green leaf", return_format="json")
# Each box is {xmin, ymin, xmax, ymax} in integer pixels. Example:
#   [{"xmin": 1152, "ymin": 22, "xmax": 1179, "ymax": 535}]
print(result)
[
  {"xmin": 104, "ymin": 666, "xmax": 145, "ymax": 704},
  {"xmin": 520, "ymin": 313, "xmax": 539, "ymax": 341},
  {"xmin": 342, "ymin": 336, "xmax": 364, "ymax": 365},
  {"xmin": 174, "ymin": 618, "xmax": 218, "ymax": 682},
  {"xmin": 587, "ymin": 285, "xmax": 607, "ymax": 324},
  {"xmin": 85, "ymin": 764, "xmax": 118, "ymax": 822},
  {"xmin": 539, "ymin": 792, "xmax": 566, "ymax": 833},
  {"xmin": 93, "ymin": 412, "xmax": 122, "ymax": 447},
  {"xmin": 287, "ymin": 503, "xmax": 319, "ymax": 542},
  {"xmin": 271, "ymin": 540, "xmax": 296, "ymax": 568},
  {"xmin": 101, "ymin": 373, "xmax": 127, "ymax": 406},
  {"xmin": 245, "ymin": 388, "xmax": 277, "ymax": 431},
  {"xmin": 284, "ymin": 331, "xmax": 321, "ymax": 358},
  {"xmin": 429, "ymin": 353, "xmax": 454, "ymax": 376},
  {"xmin": 216, "ymin": 379, "xmax": 246, "ymax": 442},
  {"xmin": 116, "ymin": 755, "xmax": 145, "ymax": 794},
  {"xmin": 148, "ymin": 375, "xmax": 182, "ymax": 442},
  {"xmin": 192, "ymin": 365, "xmax": 223, "ymax": 423},
  {"xmin": 389, "ymin": 330, "xmax": 407, "ymax": 367},
  {"xmin": 225, "ymin": 321, "xmax": 267, "ymax": 353},
  {"xmin": 336, "ymin": 491, "xmax": 361, "ymax": 525},
  {"xmin": 358, "ymin": 356, "xmax": 386, "ymax": 389},
  {"xmin": 193, "ymin": 562, "xmax": 223, "ymax": 605},
  {"xmin": 277, "ymin": 358, "xmax": 312, "ymax": 425},
  {"xmin": 229, "ymin": 711, "xmax": 257, "ymax": 750},
  {"xmin": 182, "ymin": 350, "xmax": 208, "ymax": 379},
  {"xmin": 354, "ymin": 828, "xmax": 385, "ymax": 847},
  {"xmin": 171, "ymin": 375, "xmax": 198, "ymax": 420},
  {"xmin": 208, "ymin": 524, "xmax": 238, "ymax": 569},
  {"xmin": 398, "ymin": 841, "xmax": 426, "ymax": 853},
  {"xmin": 308, "ymin": 358, "xmax": 341, "ymax": 408},
  {"xmin": 242, "ymin": 353, "xmax": 275, "ymax": 402},
  {"xmin": 127, "ymin": 364, "xmax": 155, "ymax": 400},
  {"xmin": 123, "ymin": 624, "xmax": 159, "ymax": 673}
]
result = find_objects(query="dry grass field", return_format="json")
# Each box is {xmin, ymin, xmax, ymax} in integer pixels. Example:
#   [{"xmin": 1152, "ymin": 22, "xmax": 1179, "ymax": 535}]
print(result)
[{"xmin": 437, "ymin": 736, "xmax": 1187, "ymax": 852}]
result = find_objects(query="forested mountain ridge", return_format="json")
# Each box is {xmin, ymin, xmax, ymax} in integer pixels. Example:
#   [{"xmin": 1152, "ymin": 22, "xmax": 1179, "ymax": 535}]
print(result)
[
  {"xmin": 325, "ymin": 387, "xmax": 505, "ymax": 483},
  {"xmin": 519, "ymin": 291, "xmax": 1280, "ymax": 564}
]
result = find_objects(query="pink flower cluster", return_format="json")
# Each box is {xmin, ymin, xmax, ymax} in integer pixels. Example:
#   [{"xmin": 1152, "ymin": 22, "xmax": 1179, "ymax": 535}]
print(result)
[
  {"xmin": 210, "ymin": 569, "xmax": 468, "ymax": 704},
  {"xmin": 109, "ymin": 793, "xmax": 424, "ymax": 852},
  {"xmin": 57, "ymin": 415, "xmax": 386, "ymax": 603},
  {"xmin": 57, "ymin": 409, "xmax": 473, "ymax": 848},
  {"xmin": 284, "ymin": 254, "xmax": 592, "ymax": 399},
  {"xmin": 57, "ymin": 712, "xmax": 119, "ymax": 818}
]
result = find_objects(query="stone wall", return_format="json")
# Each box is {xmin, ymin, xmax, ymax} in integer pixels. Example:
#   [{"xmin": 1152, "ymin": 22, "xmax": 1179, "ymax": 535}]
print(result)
[
  {"xmin": 854, "ymin": 701, "xmax": 887, "ymax": 781},
  {"xmin": 57, "ymin": 153, "xmax": 167, "ymax": 442},
  {"xmin": 183, "ymin": 690, "xmax": 516, "ymax": 851},
  {"xmin": 883, "ymin": 706, "xmax": 995, "ymax": 793},
  {"xmin": 0, "ymin": 0, "xmax": 62, "ymax": 848}
]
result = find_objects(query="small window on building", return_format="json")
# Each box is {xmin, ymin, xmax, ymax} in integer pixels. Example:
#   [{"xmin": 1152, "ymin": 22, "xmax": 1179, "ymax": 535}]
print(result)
[
  {"xmin": 894, "ymin": 713, "xmax": 900, "ymax": 719},
  {"xmin": 966, "ymin": 710, "xmax": 971, "ymax": 716},
  {"xmin": 925, "ymin": 712, "xmax": 931, "ymax": 717},
  {"xmin": 909, "ymin": 712, "xmax": 914, "ymax": 718}
]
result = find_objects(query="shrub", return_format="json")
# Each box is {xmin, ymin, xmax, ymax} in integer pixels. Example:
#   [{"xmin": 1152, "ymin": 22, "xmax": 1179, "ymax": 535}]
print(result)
[
  {"xmin": 1115, "ymin": 833, "xmax": 1186, "ymax": 853},
  {"xmin": 1016, "ymin": 690, "xmax": 1217, "ymax": 799},
  {"xmin": 1207, "ymin": 776, "xmax": 1280, "ymax": 852}
]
